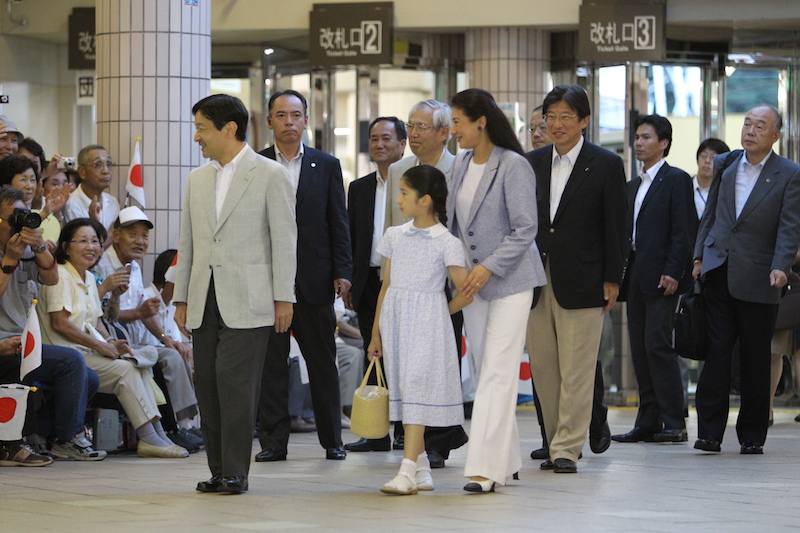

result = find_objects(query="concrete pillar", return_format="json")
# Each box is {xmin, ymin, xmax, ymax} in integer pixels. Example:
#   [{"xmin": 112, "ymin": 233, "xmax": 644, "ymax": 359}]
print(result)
[
  {"xmin": 465, "ymin": 27, "xmax": 551, "ymax": 151},
  {"xmin": 95, "ymin": 0, "xmax": 211, "ymax": 276}
]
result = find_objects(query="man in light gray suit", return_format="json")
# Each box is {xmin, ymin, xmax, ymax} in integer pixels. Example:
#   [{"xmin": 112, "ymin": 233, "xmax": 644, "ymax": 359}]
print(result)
[
  {"xmin": 382, "ymin": 100, "xmax": 468, "ymax": 468},
  {"xmin": 174, "ymin": 94, "xmax": 297, "ymax": 493},
  {"xmin": 693, "ymin": 104, "xmax": 800, "ymax": 455},
  {"xmin": 386, "ymin": 100, "xmax": 455, "ymax": 227}
]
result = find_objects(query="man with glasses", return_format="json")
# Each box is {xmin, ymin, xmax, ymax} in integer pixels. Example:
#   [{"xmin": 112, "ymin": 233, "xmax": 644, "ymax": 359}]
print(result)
[
  {"xmin": 526, "ymin": 85, "xmax": 628, "ymax": 474},
  {"xmin": 528, "ymin": 105, "xmax": 552, "ymax": 151},
  {"xmin": 384, "ymin": 100, "xmax": 469, "ymax": 469},
  {"xmin": 62, "ymin": 145, "xmax": 120, "ymax": 239},
  {"xmin": 692, "ymin": 105, "xmax": 800, "ymax": 455}
]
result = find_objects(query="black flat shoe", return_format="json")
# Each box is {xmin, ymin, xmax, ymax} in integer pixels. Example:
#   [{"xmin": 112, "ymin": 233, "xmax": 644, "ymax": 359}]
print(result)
[
  {"xmin": 553, "ymin": 458, "xmax": 578, "ymax": 474},
  {"xmin": 611, "ymin": 427, "xmax": 657, "ymax": 443},
  {"xmin": 196, "ymin": 475, "xmax": 223, "ymax": 492},
  {"xmin": 427, "ymin": 450, "xmax": 445, "ymax": 469},
  {"xmin": 740, "ymin": 442, "xmax": 764, "ymax": 455},
  {"xmin": 344, "ymin": 437, "xmax": 391, "ymax": 452},
  {"xmin": 254, "ymin": 448, "xmax": 287, "ymax": 462},
  {"xmin": 540, "ymin": 459, "xmax": 555, "ymax": 470},
  {"xmin": 694, "ymin": 438, "xmax": 721, "ymax": 452},
  {"xmin": 326, "ymin": 446, "xmax": 347, "ymax": 460},
  {"xmin": 653, "ymin": 428, "xmax": 688, "ymax": 443},
  {"xmin": 530, "ymin": 446, "xmax": 550, "ymax": 460},
  {"xmin": 219, "ymin": 476, "xmax": 248, "ymax": 494}
]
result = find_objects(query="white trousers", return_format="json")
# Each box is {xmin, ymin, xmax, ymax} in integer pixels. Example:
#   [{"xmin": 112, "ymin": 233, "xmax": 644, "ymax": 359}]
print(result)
[{"xmin": 463, "ymin": 289, "xmax": 533, "ymax": 484}]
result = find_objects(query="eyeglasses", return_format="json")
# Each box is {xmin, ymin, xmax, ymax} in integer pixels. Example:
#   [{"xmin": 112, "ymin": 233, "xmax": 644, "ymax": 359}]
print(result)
[
  {"xmin": 527, "ymin": 124, "xmax": 548, "ymax": 134},
  {"xmin": 69, "ymin": 239, "xmax": 101, "ymax": 247},
  {"xmin": 405, "ymin": 122, "xmax": 433, "ymax": 133},
  {"xmin": 84, "ymin": 161, "xmax": 116, "ymax": 171},
  {"xmin": 544, "ymin": 113, "xmax": 579, "ymax": 123}
]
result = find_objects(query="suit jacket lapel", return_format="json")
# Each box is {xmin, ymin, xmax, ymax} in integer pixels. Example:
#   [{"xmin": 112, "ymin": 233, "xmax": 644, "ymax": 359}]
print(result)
[
  {"xmin": 640, "ymin": 162, "xmax": 668, "ymax": 212},
  {"xmin": 737, "ymin": 151, "xmax": 779, "ymax": 223},
  {"xmin": 721, "ymin": 155, "xmax": 740, "ymax": 222},
  {"xmin": 215, "ymin": 150, "xmax": 255, "ymax": 232},
  {"xmin": 201, "ymin": 165, "xmax": 217, "ymax": 231},
  {"xmin": 465, "ymin": 147, "xmax": 501, "ymax": 228},
  {"xmin": 554, "ymin": 145, "xmax": 593, "ymax": 223},
  {"xmin": 536, "ymin": 147, "xmax": 554, "ymax": 224},
  {"xmin": 297, "ymin": 146, "xmax": 314, "ymax": 205}
]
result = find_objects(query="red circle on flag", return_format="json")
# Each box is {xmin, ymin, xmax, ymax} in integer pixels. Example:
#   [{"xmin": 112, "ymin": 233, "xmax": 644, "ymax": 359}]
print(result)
[
  {"xmin": 130, "ymin": 166, "xmax": 143, "ymax": 187},
  {"xmin": 0, "ymin": 397, "xmax": 18, "ymax": 423},
  {"xmin": 519, "ymin": 361, "xmax": 531, "ymax": 381},
  {"xmin": 23, "ymin": 332, "xmax": 35, "ymax": 358}
]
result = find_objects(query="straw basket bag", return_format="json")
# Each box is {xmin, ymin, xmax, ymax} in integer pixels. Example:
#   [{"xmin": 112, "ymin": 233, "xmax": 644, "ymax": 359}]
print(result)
[{"xmin": 350, "ymin": 358, "xmax": 390, "ymax": 439}]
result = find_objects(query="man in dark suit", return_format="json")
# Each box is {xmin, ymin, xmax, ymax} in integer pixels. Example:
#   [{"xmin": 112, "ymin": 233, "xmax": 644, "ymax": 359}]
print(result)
[
  {"xmin": 255, "ymin": 90, "xmax": 352, "ymax": 462},
  {"xmin": 613, "ymin": 114, "xmax": 695, "ymax": 444},
  {"xmin": 526, "ymin": 85, "xmax": 628, "ymax": 474},
  {"xmin": 342, "ymin": 116, "xmax": 406, "ymax": 453},
  {"xmin": 693, "ymin": 104, "xmax": 800, "ymax": 455}
]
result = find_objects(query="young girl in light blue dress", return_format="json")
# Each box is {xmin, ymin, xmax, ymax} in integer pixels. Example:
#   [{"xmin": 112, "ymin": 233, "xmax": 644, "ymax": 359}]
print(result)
[{"xmin": 368, "ymin": 165, "xmax": 472, "ymax": 495}]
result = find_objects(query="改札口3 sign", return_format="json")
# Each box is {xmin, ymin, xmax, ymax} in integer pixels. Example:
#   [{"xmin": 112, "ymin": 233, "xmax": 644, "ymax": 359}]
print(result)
[
  {"xmin": 310, "ymin": 2, "xmax": 394, "ymax": 67},
  {"xmin": 579, "ymin": 2, "xmax": 666, "ymax": 62}
]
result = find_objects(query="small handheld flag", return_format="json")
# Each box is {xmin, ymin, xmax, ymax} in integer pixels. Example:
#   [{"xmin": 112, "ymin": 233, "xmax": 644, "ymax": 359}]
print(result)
[
  {"xmin": 20, "ymin": 299, "xmax": 42, "ymax": 381},
  {"xmin": 126, "ymin": 137, "xmax": 145, "ymax": 208}
]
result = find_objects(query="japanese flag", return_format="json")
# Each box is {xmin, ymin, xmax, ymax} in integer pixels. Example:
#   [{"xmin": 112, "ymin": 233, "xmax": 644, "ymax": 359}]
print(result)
[
  {"xmin": 0, "ymin": 385, "xmax": 31, "ymax": 441},
  {"xmin": 126, "ymin": 138, "xmax": 146, "ymax": 208},
  {"xmin": 20, "ymin": 301, "xmax": 42, "ymax": 381}
]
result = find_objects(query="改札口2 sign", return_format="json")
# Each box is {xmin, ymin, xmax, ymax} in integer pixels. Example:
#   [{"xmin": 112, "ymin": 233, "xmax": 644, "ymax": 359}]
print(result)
[
  {"xmin": 310, "ymin": 3, "xmax": 394, "ymax": 67},
  {"xmin": 579, "ymin": 2, "xmax": 666, "ymax": 62}
]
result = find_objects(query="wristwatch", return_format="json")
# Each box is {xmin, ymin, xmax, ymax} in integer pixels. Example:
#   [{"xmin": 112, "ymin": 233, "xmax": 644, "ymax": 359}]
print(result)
[
  {"xmin": 1, "ymin": 263, "xmax": 17, "ymax": 274},
  {"xmin": 33, "ymin": 244, "xmax": 47, "ymax": 254}
]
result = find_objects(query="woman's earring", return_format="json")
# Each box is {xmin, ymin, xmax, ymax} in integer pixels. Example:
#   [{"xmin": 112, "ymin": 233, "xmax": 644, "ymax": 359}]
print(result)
[{"xmin": 477, "ymin": 126, "xmax": 483, "ymax": 131}]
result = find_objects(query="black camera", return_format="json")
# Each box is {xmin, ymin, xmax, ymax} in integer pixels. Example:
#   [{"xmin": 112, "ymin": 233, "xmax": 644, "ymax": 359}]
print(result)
[{"xmin": 8, "ymin": 208, "xmax": 42, "ymax": 234}]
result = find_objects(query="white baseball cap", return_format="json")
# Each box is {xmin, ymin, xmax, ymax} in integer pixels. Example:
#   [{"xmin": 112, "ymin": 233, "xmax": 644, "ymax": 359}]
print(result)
[{"xmin": 115, "ymin": 206, "xmax": 153, "ymax": 229}]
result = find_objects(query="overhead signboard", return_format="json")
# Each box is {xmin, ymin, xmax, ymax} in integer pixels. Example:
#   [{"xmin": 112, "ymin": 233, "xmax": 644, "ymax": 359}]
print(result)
[
  {"xmin": 579, "ymin": 1, "xmax": 666, "ymax": 62},
  {"xmin": 69, "ymin": 8, "xmax": 96, "ymax": 70},
  {"xmin": 309, "ymin": 2, "xmax": 394, "ymax": 67}
]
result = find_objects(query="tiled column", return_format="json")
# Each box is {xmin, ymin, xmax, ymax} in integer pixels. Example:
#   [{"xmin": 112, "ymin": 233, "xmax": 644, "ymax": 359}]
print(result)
[
  {"xmin": 465, "ymin": 27, "xmax": 551, "ymax": 150},
  {"xmin": 95, "ymin": 0, "xmax": 210, "ymax": 276}
]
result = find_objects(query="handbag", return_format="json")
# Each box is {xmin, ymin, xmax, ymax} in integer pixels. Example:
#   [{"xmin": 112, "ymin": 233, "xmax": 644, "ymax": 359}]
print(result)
[
  {"xmin": 674, "ymin": 279, "xmax": 707, "ymax": 361},
  {"xmin": 775, "ymin": 273, "xmax": 800, "ymax": 330},
  {"xmin": 350, "ymin": 358, "xmax": 390, "ymax": 439}
]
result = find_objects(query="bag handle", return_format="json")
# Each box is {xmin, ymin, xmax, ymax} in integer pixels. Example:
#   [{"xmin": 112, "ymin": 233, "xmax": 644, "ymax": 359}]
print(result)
[{"xmin": 357, "ymin": 357, "xmax": 386, "ymax": 393}]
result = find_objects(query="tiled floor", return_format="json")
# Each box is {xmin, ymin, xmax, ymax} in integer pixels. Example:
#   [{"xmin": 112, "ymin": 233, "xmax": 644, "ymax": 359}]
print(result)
[{"xmin": 3, "ymin": 407, "xmax": 800, "ymax": 532}]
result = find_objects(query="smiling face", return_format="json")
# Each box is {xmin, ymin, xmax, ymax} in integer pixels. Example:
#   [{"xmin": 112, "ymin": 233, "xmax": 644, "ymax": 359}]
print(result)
[
  {"xmin": 113, "ymin": 221, "xmax": 150, "ymax": 263},
  {"xmin": 10, "ymin": 168, "xmax": 36, "ymax": 207},
  {"xmin": 545, "ymin": 100, "xmax": 590, "ymax": 156},
  {"xmin": 450, "ymin": 107, "xmax": 485, "ymax": 151},
  {"xmin": 406, "ymin": 107, "xmax": 449, "ymax": 163},
  {"xmin": 0, "ymin": 132, "xmax": 19, "ymax": 159},
  {"xmin": 268, "ymin": 94, "xmax": 308, "ymax": 148},
  {"xmin": 369, "ymin": 120, "xmax": 406, "ymax": 168},
  {"xmin": 65, "ymin": 224, "xmax": 101, "ymax": 273}
]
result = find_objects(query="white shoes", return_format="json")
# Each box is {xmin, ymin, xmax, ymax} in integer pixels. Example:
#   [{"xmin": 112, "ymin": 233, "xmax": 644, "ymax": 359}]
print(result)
[
  {"xmin": 415, "ymin": 467, "xmax": 434, "ymax": 491},
  {"xmin": 136, "ymin": 440, "xmax": 189, "ymax": 458},
  {"xmin": 381, "ymin": 471, "xmax": 418, "ymax": 495}
]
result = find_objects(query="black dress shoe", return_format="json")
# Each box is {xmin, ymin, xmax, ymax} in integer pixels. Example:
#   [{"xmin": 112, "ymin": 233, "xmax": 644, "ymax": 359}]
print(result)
[
  {"xmin": 196, "ymin": 475, "xmax": 223, "ymax": 492},
  {"xmin": 553, "ymin": 458, "xmax": 577, "ymax": 473},
  {"xmin": 326, "ymin": 446, "xmax": 346, "ymax": 460},
  {"xmin": 393, "ymin": 434, "xmax": 405, "ymax": 450},
  {"xmin": 611, "ymin": 427, "xmax": 657, "ymax": 443},
  {"xmin": 694, "ymin": 438, "xmax": 721, "ymax": 452},
  {"xmin": 427, "ymin": 450, "xmax": 445, "ymax": 469},
  {"xmin": 344, "ymin": 436, "xmax": 391, "ymax": 452},
  {"xmin": 254, "ymin": 448, "xmax": 287, "ymax": 462},
  {"xmin": 590, "ymin": 421, "xmax": 612, "ymax": 453},
  {"xmin": 740, "ymin": 442, "xmax": 764, "ymax": 455},
  {"xmin": 653, "ymin": 428, "xmax": 688, "ymax": 443},
  {"xmin": 219, "ymin": 476, "xmax": 248, "ymax": 494},
  {"xmin": 530, "ymin": 446, "xmax": 550, "ymax": 460},
  {"xmin": 539, "ymin": 459, "xmax": 555, "ymax": 470}
]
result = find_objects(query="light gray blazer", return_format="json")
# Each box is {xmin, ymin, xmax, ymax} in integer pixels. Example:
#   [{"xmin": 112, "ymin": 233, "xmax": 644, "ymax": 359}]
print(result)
[
  {"xmin": 385, "ymin": 148, "xmax": 456, "ymax": 228},
  {"xmin": 695, "ymin": 150, "xmax": 800, "ymax": 304},
  {"xmin": 447, "ymin": 146, "xmax": 546, "ymax": 300},
  {"xmin": 173, "ymin": 146, "xmax": 298, "ymax": 329}
]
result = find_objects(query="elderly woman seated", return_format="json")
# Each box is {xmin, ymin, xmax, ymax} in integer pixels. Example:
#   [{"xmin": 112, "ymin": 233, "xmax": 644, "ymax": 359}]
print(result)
[{"xmin": 37, "ymin": 218, "xmax": 188, "ymax": 459}]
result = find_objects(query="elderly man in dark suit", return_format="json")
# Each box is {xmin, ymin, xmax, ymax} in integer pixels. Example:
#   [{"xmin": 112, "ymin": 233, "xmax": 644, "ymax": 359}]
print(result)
[
  {"xmin": 526, "ymin": 85, "xmax": 628, "ymax": 474},
  {"xmin": 613, "ymin": 114, "xmax": 695, "ymax": 444},
  {"xmin": 255, "ymin": 90, "xmax": 352, "ymax": 462},
  {"xmin": 692, "ymin": 104, "xmax": 800, "ymax": 455}
]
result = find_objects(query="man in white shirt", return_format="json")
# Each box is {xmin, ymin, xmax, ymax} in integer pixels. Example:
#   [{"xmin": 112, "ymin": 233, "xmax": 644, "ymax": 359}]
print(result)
[{"xmin": 62, "ymin": 145, "xmax": 120, "ymax": 240}]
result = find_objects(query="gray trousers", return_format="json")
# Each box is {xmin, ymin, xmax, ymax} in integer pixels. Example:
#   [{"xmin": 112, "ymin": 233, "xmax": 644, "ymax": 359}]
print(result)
[{"xmin": 193, "ymin": 279, "xmax": 270, "ymax": 479}]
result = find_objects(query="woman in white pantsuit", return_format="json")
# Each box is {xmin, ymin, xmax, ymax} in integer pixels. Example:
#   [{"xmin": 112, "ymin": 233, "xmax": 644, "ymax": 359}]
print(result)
[{"xmin": 447, "ymin": 89, "xmax": 546, "ymax": 493}]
